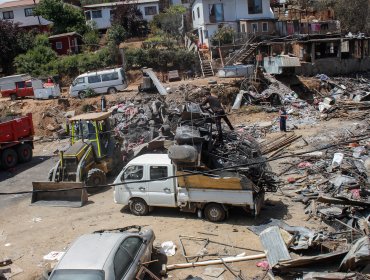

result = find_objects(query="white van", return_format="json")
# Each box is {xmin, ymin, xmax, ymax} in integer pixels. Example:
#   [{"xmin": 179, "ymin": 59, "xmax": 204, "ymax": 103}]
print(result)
[{"xmin": 69, "ymin": 68, "xmax": 127, "ymax": 98}]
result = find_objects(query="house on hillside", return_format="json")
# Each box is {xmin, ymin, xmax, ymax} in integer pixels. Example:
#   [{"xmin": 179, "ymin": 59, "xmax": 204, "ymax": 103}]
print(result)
[
  {"xmin": 0, "ymin": 0, "xmax": 50, "ymax": 31},
  {"xmin": 191, "ymin": 0, "xmax": 276, "ymax": 47},
  {"xmin": 83, "ymin": 0, "xmax": 160, "ymax": 30},
  {"xmin": 49, "ymin": 32, "xmax": 83, "ymax": 55}
]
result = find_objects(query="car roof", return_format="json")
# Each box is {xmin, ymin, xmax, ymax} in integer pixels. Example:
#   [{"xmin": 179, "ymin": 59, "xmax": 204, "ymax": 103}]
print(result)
[
  {"xmin": 128, "ymin": 153, "xmax": 171, "ymax": 165},
  {"xmin": 77, "ymin": 68, "xmax": 122, "ymax": 78},
  {"xmin": 55, "ymin": 233, "xmax": 126, "ymax": 270}
]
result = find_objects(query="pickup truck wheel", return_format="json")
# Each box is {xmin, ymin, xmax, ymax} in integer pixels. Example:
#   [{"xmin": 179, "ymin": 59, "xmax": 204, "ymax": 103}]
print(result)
[
  {"xmin": 204, "ymin": 203, "xmax": 226, "ymax": 222},
  {"xmin": 10, "ymin": 94, "xmax": 17, "ymax": 101},
  {"xmin": 1, "ymin": 148, "xmax": 18, "ymax": 169},
  {"xmin": 129, "ymin": 198, "xmax": 149, "ymax": 216},
  {"xmin": 17, "ymin": 144, "xmax": 32, "ymax": 163}
]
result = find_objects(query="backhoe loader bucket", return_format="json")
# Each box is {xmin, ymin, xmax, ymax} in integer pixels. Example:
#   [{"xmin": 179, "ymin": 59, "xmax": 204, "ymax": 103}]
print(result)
[{"xmin": 31, "ymin": 182, "xmax": 88, "ymax": 207}]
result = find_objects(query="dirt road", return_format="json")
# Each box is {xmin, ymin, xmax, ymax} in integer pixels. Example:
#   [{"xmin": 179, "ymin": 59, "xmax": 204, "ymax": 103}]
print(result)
[{"xmin": 1, "ymin": 111, "xmax": 362, "ymax": 279}]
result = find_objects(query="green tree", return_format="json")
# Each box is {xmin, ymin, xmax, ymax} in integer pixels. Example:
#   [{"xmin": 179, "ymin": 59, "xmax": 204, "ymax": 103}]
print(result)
[
  {"xmin": 0, "ymin": 20, "xmax": 36, "ymax": 74},
  {"xmin": 14, "ymin": 34, "xmax": 57, "ymax": 76},
  {"xmin": 112, "ymin": 3, "xmax": 147, "ymax": 38},
  {"xmin": 333, "ymin": 0, "xmax": 369, "ymax": 33},
  {"xmin": 151, "ymin": 5, "xmax": 186, "ymax": 39},
  {"xmin": 34, "ymin": 0, "xmax": 87, "ymax": 34},
  {"xmin": 83, "ymin": 28, "xmax": 100, "ymax": 51},
  {"xmin": 107, "ymin": 24, "xmax": 127, "ymax": 45}
]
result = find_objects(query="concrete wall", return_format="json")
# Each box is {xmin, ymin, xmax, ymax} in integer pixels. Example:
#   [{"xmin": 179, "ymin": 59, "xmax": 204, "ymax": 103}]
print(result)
[
  {"xmin": 0, "ymin": 5, "xmax": 49, "ymax": 27},
  {"xmin": 296, "ymin": 58, "xmax": 370, "ymax": 76}
]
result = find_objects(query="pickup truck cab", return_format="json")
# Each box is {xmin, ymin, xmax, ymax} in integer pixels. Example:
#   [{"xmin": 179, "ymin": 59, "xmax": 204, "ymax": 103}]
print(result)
[{"xmin": 113, "ymin": 154, "xmax": 264, "ymax": 222}]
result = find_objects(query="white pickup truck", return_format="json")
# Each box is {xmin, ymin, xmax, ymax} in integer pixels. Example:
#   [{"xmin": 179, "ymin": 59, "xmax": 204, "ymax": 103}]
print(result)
[{"xmin": 113, "ymin": 154, "xmax": 264, "ymax": 222}]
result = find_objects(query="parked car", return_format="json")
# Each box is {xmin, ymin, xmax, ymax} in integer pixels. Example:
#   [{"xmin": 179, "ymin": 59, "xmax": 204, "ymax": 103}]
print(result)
[
  {"xmin": 69, "ymin": 67, "xmax": 127, "ymax": 98},
  {"xmin": 48, "ymin": 226, "xmax": 155, "ymax": 280}
]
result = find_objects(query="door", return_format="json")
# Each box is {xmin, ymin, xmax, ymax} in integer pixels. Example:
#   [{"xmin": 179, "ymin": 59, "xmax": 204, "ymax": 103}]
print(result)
[
  {"xmin": 118, "ymin": 165, "xmax": 147, "ymax": 204},
  {"xmin": 16, "ymin": 81, "xmax": 34, "ymax": 97},
  {"xmin": 147, "ymin": 165, "xmax": 176, "ymax": 207}
]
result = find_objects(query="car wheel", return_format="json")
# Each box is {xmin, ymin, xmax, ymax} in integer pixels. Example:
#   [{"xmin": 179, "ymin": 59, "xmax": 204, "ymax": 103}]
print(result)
[
  {"xmin": 204, "ymin": 203, "xmax": 226, "ymax": 222},
  {"xmin": 78, "ymin": 91, "xmax": 86, "ymax": 99},
  {"xmin": 107, "ymin": 87, "xmax": 117, "ymax": 95},
  {"xmin": 129, "ymin": 198, "xmax": 149, "ymax": 216},
  {"xmin": 16, "ymin": 144, "xmax": 32, "ymax": 163},
  {"xmin": 1, "ymin": 148, "xmax": 18, "ymax": 169},
  {"xmin": 10, "ymin": 94, "xmax": 17, "ymax": 101}
]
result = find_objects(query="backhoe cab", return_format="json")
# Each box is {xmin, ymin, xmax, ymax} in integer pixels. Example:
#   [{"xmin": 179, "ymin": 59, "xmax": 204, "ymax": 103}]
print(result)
[{"xmin": 49, "ymin": 112, "xmax": 121, "ymax": 188}]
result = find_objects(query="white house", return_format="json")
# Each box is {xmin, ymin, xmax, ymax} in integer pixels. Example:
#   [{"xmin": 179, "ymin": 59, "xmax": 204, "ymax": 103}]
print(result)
[
  {"xmin": 0, "ymin": 0, "xmax": 50, "ymax": 31},
  {"xmin": 192, "ymin": 0, "xmax": 275, "ymax": 47},
  {"xmin": 83, "ymin": 0, "xmax": 160, "ymax": 30}
]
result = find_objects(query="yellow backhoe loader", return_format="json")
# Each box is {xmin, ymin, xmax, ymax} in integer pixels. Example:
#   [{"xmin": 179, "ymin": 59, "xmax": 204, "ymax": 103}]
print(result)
[{"xmin": 32, "ymin": 111, "xmax": 122, "ymax": 207}]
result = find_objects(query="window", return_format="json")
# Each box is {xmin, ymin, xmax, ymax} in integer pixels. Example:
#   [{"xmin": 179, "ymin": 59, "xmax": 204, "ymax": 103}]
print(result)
[
  {"xmin": 241, "ymin": 23, "xmax": 246, "ymax": 33},
  {"xmin": 209, "ymin": 4, "xmax": 224, "ymax": 23},
  {"xmin": 144, "ymin": 6, "xmax": 157, "ymax": 16},
  {"xmin": 25, "ymin": 81, "xmax": 32, "ymax": 88},
  {"xmin": 87, "ymin": 75, "xmax": 101, "ymax": 83},
  {"xmin": 192, "ymin": 10, "xmax": 195, "ymax": 20},
  {"xmin": 49, "ymin": 269, "xmax": 104, "ymax": 280},
  {"xmin": 122, "ymin": 165, "xmax": 144, "ymax": 181},
  {"xmin": 248, "ymin": 0, "xmax": 262, "ymax": 14},
  {"xmin": 197, "ymin": 7, "xmax": 200, "ymax": 18},
  {"xmin": 3, "ymin": 11, "xmax": 14, "ymax": 19},
  {"xmin": 114, "ymin": 237, "xmax": 143, "ymax": 279},
  {"xmin": 252, "ymin": 23, "xmax": 258, "ymax": 33},
  {"xmin": 262, "ymin": 22, "xmax": 268, "ymax": 32},
  {"xmin": 85, "ymin": 11, "xmax": 91, "ymax": 20},
  {"xmin": 24, "ymin": 8, "xmax": 34, "ymax": 17},
  {"xmin": 102, "ymin": 72, "xmax": 119, "ymax": 81},
  {"xmin": 73, "ymin": 77, "xmax": 85, "ymax": 85},
  {"xmin": 56, "ymin": 42, "xmax": 63, "ymax": 49},
  {"xmin": 91, "ymin": 10, "xmax": 102, "ymax": 19},
  {"xmin": 17, "ymin": 81, "xmax": 25, "ymax": 89},
  {"xmin": 181, "ymin": 0, "xmax": 189, "ymax": 3},
  {"xmin": 150, "ymin": 166, "xmax": 168, "ymax": 180},
  {"xmin": 109, "ymin": 9, "xmax": 114, "ymax": 21}
]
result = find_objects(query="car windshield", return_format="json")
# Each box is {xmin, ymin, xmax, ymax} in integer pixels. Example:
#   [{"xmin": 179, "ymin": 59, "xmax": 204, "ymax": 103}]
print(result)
[
  {"xmin": 50, "ymin": 269, "xmax": 104, "ymax": 280},
  {"xmin": 73, "ymin": 120, "xmax": 96, "ymax": 141}
]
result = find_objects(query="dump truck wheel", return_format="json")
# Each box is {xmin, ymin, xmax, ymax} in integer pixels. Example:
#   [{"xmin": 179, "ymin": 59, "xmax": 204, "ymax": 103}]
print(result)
[
  {"xmin": 129, "ymin": 198, "xmax": 149, "ymax": 216},
  {"xmin": 10, "ymin": 94, "xmax": 17, "ymax": 101},
  {"xmin": 204, "ymin": 203, "xmax": 226, "ymax": 222},
  {"xmin": 86, "ymin": 168, "xmax": 106, "ymax": 188},
  {"xmin": 1, "ymin": 148, "xmax": 18, "ymax": 169},
  {"xmin": 17, "ymin": 144, "xmax": 32, "ymax": 163}
]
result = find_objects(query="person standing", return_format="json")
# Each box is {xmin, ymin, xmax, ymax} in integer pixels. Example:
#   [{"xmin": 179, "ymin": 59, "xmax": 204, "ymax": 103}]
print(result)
[
  {"xmin": 201, "ymin": 89, "xmax": 234, "ymax": 142},
  {"xmin": 279, "ymin": 107, "xmax": 288, "ymax": 132}
]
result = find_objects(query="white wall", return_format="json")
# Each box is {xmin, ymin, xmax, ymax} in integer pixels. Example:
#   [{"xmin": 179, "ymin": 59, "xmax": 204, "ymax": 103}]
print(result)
[
  {"xmin": 0, "ymin": 5, "xmax": 49, "ymax": 26},
  {"xmin": 138, "ymin": 3, "xmax": 159, "ymax": 22}
]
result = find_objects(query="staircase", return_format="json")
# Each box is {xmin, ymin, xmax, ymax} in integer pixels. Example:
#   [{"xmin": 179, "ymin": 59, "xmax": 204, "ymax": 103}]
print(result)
[
  {"xmin": 198, "ymin": 50, "xmax": 214, "ymax": 77},
  {"xmin": 225, "ymin": 34, "xmax": 260, "ymax": 66}
]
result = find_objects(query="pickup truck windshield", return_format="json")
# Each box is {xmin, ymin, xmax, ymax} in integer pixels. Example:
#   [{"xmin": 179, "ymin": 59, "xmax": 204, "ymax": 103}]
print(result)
[{"xmin": 49, "ymin": 269, "xmax": 104, "ymax": 280}]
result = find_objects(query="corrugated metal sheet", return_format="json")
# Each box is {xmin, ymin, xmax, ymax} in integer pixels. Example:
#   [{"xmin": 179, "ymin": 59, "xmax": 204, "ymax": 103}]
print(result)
[
  {"xmin": 279, "ymin": 56, "xmax": 301, "ymax": 67},
  {"xmin": 259, "ymin": 226, "xmax": 291, "ymax": 267}
]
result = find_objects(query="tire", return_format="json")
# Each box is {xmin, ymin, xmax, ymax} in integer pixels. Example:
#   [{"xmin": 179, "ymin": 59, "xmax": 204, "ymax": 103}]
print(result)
[
  {"xmin": 16, "ymin": 144, "xmax": 32, "ymax": 163},
  {"xmin": 1, "ymin": 148, "xmax": 18, "ymax": 169},
  {"xmin": 107, "ymin": 87, "xmax": 117, "ymax": 95},
  {"xmin": 204, "ymin": 203, "xmax": 226, "ymax": 222},
  {"xmin": 85, "ymin": 168, "xmax": 106, "ymax": 187},
  {"xmin": 10, "ymin": 94, "xmax": 17, "ymax": 101},
  {"xmin": 129, "ymin": 198, "xmax": 149, "ymax": 216},
  {"xmin": 78, "ymin": 91, "xmax": 86, "ymax": 99}
]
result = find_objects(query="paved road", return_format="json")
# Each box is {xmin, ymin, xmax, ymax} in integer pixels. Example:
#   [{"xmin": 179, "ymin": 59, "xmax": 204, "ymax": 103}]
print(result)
[{"xmin": 0, "ymin": 156, "xmax": 57, "ymax": 209}]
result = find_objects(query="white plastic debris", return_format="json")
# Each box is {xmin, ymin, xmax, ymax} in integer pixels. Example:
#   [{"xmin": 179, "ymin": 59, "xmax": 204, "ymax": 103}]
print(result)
[
  {"xmin": 160, "ymin": 241, "xmax": 177, "ymax": 256},
  {"xmin": 332, "ymin": 153, "xmax": 344, "ymax": 167},
  {"xmin": 32, "ymin": 217, "xmax": 42, "ymax": 223},
  {"xmin": 43, "ymin": 251, "xmax": 65, "ymax": 261}
]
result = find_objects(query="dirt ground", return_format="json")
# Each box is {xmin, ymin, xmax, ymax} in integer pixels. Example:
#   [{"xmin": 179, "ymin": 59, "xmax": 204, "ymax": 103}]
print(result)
[{"xmin": 0, "ymin": 76, "xmax": 366, "ymax": 279}]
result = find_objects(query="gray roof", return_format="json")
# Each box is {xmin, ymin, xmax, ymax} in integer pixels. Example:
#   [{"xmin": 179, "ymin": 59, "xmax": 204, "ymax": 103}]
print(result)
[
  {"xmin": 83, "ymin": 0, "xmax": 158, "ymax": 8},
  {"xmin": 48, "ymin": 32, "xmax": 82, "ymax": 39},
  {"xmin": 56, "ymin": 233, "xmax": 124, "ymax": 270}
]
